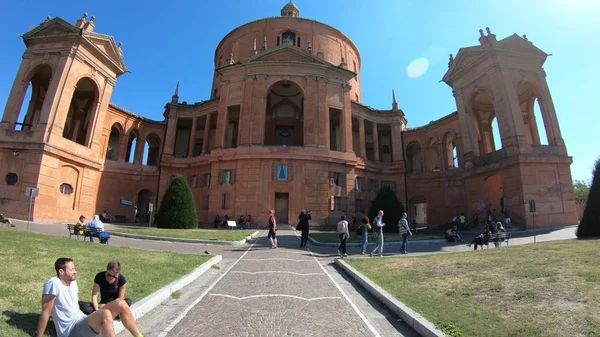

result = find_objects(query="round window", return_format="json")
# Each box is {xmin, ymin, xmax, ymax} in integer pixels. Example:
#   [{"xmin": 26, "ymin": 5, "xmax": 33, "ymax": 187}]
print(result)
[
  {"xmin": 60, "ymin": 183, "xmax": 73, "ymax": 195},
  {"xmin": 5, "ymin": 173, "xmax": 18, "ymax": 186}
]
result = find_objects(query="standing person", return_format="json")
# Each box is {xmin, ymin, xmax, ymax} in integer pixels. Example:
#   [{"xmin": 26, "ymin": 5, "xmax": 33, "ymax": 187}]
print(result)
[
  {"xmin": 358, "ymin": 216, "xmax": 371, "ymax": 255},
  {"xmin": 336, "ymin": 215, "xmax": 349, "ymax": 257},
  {"xmin": 268, "ymin": 209, "xmax": 277, "ymax": 249},
  {"xmin": 36, "ymin": 257, "xmax": 144, "ymax": 337},
  {"xmin": 370, "ymin": 210, "xmax": 385, "ymax": 257},
  {"xmin": 398, "ymin": 212, "xmax": 412, "ymax": 254},
  {"xmin": 298, "ymin": 209, "xmax": 312, "ymax": 248},
  {"xmin": 459, "ymin": 212, "xmax": 467, "ymax": 230},
  {"xmin": 80, "ymin": 261, "xmax": 132, "ymax": 315}
]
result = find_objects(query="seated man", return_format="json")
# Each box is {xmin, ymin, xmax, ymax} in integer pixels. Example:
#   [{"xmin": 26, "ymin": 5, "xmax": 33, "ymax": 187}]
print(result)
[
  {"xmin": 85, "ymin": 215, "xmax": 109, "ymax": 244},
  {"xmin": 74, "ymin": 215, "xmax": 86, "ymax": 236},
  {"xmin": 0, "ymin": 213, "xmax": 16, "ymax": 227},
  {"xmin": 445, "ymin": 226, "xmax": 461, "ymax": 242},
  {"xmin": 81, "ymin": 260, "xmax": 132, "ymax": 315},
  {"xmin": 36, "ymin": 257, "xmax": 144, "ymax": 337},
  {"xmin": 467, "ymin": 226, "xmax": 492, "ymax": 250}
]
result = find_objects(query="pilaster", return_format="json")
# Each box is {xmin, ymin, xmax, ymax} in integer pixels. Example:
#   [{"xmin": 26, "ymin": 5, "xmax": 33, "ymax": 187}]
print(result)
[
  {"xmin": 202, "ymin": 113, "xmax": 211, "ymax": 154},
  {"xmin": 341, "ymin": 83, "xmax": 353, "ymax": 153},
  {"xmin": 391, "ymin": 122, "xmax": 403, "ymax": 162},
  {"xmin": 358, "ymin": 117, "xmax": 366, "ymax": 158},
  {"xmin": 188, "ymin": 117, "xmax": 197, "ymax": 156},
  {"xmin": 214, "ymin": 81, "xmax": 230, "ymax": 149},
  {"xmin": 163, "ymin": 115, "xmax": 178, "ymax": 155},
  {"xmin": 317, "ymin": 77, "xmax": 329, "ymax": 148},
  {"xmin": 372, "ymin": 123, "xmax": 379, "ymax": 162}
]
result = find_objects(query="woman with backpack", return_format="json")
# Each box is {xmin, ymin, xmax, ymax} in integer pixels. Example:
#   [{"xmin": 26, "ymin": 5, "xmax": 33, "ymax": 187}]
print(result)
[{"xmin": 356, "ymin": 216, "xmax": 372, "ymax": 255}]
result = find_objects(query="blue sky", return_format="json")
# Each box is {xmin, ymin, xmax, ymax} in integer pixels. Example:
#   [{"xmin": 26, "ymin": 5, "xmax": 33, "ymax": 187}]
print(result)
[{"xmin": 0, "ymin": 0, "xmax": 598, "ymax": 182}]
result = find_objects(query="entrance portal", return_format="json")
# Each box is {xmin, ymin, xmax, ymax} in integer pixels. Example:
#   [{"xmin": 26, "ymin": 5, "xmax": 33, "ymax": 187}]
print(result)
[
  {"xmin": 484, "ymin": 174, "xmax": 503, "ymax": 214},
  {"xmin": 137, "ymin": 189, "xmax": 154, "ymax": 223},
  {"xmin": 409, "ymin": 195, "xmax": 427, "ymax": 226},
  {"xmin": 274, "ymin": 193, "xmax": 289, "ymax": 224}
]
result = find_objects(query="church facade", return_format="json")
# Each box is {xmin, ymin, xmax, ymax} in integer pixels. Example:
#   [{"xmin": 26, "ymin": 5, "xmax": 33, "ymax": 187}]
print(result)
[{"xmin": 0, "ymin": 3, "xmax": 577, "ymax": 229}]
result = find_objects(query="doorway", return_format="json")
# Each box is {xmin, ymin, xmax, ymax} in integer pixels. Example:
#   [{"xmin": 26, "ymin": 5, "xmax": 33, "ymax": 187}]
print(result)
[
  {"xmin": 274, "ymin": 193, "xmax": 289, "ymax": 224},
  {"xmin": 137, "ymin": 189, "xmax": 153, "ymax": 224}
]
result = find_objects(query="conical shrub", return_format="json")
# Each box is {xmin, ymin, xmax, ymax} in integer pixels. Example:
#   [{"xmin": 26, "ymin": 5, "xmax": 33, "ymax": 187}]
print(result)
[
  {"xmin": 368, "ymin": 187, "xmax": 406, "ymax": 233},
  {"xmin": 577, "ymin": 159, "xmax": 600, "ymax": 238},
  {"xmin": 157, "ymin": 175, "xmax": 198, "ymax": 229}
]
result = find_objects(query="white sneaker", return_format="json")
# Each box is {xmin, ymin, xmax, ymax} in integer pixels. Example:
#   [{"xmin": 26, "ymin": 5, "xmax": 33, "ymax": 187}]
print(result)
[
  {"xmin": 343, "ymin": 253, "xmax": 348, "ymax": 257},
  {"xmin": 338, "ymin": 250, "xmax": 342, "ymax": 257}
]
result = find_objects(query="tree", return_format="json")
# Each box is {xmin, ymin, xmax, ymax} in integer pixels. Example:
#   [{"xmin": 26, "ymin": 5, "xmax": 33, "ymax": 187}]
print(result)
[
  {"xmin": 573, "ymin": 179, "xmax": 590, "ymax": 200},
  {"xmin": 157, "ymin": 175, "xmax": 198, "ymax": 229},
  {"xmin": 577, "ymin": 159, "xmax": 600, "ymax": 238},
  {"xmin": 368, "ymin": 187, "xmax": 406, "ymax": 233}
]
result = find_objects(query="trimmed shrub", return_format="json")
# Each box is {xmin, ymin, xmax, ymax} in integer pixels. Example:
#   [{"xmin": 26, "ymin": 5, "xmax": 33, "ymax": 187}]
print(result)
[
  {"xmin": 157, "ymin": 175, "xmax": 198, "ymax": 229},
  {"xmin": 368, "ymin": 187, "xmax": 406, "ymax": 233},
  {"xmin": 577, "ymin": 159, "xmax": 600, "ymax": 238}
]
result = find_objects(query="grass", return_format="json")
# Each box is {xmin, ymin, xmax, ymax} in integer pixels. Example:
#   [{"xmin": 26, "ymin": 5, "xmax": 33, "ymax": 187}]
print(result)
[
  {"xmin": 0, "ymin": 228, "xmax": 211, "ymax": 337},
  {"xmin": 309, "ymin": 232, "xmax": 441, "ymax": 243},
  {"xmin": 346, "ymin": 239, "xmax": 600, "ymax": 337},
  {"xmin": 111, "ymin": 228, "xmax": 256, "ymax": 241}
]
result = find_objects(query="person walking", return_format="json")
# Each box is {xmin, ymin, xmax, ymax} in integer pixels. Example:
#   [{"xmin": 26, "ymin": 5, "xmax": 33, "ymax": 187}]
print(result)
[
  {"xmin": 370, "ymin": 210, "xmax": 385, "ymax": 257},
  {"xmin": 358, "ymin": 216, "xmax": 371, "ymax": 255},
  {"xmin": 336, "ymin": 215, "xmax": 349, "ymax": 257},
  {"xmin": 398, "ymin": 212, "xmax": 412, "ymax": 254},
  {"xmin": 298, "ymin": 209, "xmax": 312, "ymax": 247},
  {"xmin": 268, "ymin": 209, "xmax": 278, "ymax": 249},
  {"xmin": 36, "ymin": 257, "xmax": 144, "ymax": 337}
]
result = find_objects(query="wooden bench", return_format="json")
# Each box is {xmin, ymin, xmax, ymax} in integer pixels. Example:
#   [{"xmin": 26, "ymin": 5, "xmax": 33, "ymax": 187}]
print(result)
[
  {"xmin": 84, "ymin": 227, "xmax": 105, "ymax": 242},
  {"xmin": 114, "ymin": 215, "xmax": 127, "ymax": 223},
  {"xmin": 484, "ymin": 231, "xmax": 511, "ymax": 249},
  {"xmin": 66, "ymin": 224, "xmax": 85, "ymax": 240}
]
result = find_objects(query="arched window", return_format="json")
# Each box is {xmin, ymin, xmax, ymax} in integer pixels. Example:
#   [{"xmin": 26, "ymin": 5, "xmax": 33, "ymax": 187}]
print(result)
[
  {"xmin": 282, "ymin": 31, "xmax": 297, "ymax": 46},
  {"xmin": 15, "ymin": 65, "xmax": 52, "ymax": 131},
  {"xmin": 106, "ymin": 125, "xmax": 121, "ymax": 161},
  {"xmin": 126, "ymin": 132, "xmax": 138, "ymax": 163},
  {"xmin": 62, "ymin": 77, "xmax": 98, "ymax": 146},
  {"xmin": 143, "ymin": 133, "xmax": 161, "ymax": 166},
  {"xmin": 60, "ymin": 183, "xmax": 73, "ymax": 195}
]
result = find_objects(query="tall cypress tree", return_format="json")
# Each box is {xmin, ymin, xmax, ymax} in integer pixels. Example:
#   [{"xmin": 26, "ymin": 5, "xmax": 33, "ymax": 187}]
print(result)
[
  {"xmin": 157, "ymin": 175, "xmax": 198, "ymax": 229},
  {"xmin": 577, "ymin": 159, "xmax": 600, "ymax": 238},
  {"xmin": 368, "ymin": 187, "xmax": 406, "ymax": 233}
]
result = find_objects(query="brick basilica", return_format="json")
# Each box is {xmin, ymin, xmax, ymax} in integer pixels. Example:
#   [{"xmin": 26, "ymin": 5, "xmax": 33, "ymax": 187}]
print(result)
[{"xmin": 0, "ymin": 3, "xmax": 577, "ymax": 228}]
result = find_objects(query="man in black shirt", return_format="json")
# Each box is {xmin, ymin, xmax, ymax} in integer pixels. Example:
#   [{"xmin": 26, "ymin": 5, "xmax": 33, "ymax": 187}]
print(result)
[{"xmin": 81, "ymin": 260, "xmax": 132, "ymax": 315}]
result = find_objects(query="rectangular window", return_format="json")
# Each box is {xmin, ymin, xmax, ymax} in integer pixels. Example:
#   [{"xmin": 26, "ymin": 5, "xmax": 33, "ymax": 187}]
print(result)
[
  {"xmin": 189, "ymin": 175, "xmax": 198, "ymax": 189},
  {"xmin": 221, "ymin": 193, "xmax": 231, "ymax": 209},
  {"xmin": 277, "ymin": 36, "xmax": 280, "ymax": 46},
  {"xmin": 354, "ymin": 177, "xmax": 361, "ymax": 191},
  {"xmin": 219, "ymin": 169, "xmax": 235, "ymax": 184},
  {"xmin": 297, "ymin": 37, "xmax": 301, "ymax": 48},
  {"xmin": 334, "ymin": 196, "xmax": 341, "ymax": 211},
  {"xmin": 368, "ymin": 179, "xmax": 378, "ymax": 192},
  {"xmin": 355, "ymin": 199, "xmax": 364, "ymax": 213},
  {"xmin": 382, "ymin": 180, "xmax": 394, "ymax": 190},
  {"xmin": 332, "ymin": 172, "xmax": 342, "ymax": 187},
  {"xmin": 201, "ymin": 173, "xmax": 211, "ymax": 187},
  {"xmin": 276, "ymin": 164, "xmax": 288, "ymax": 181}
]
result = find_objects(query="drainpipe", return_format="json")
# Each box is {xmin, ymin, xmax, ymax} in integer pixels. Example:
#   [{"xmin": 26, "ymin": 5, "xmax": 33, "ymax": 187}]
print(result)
[
  {"xmin": 155, "ymin": 111, "xmax": 169, "ymax": 222},
  {"xmin": 401, "ymin": 130, "xmax": 409, "ymax": 222}
]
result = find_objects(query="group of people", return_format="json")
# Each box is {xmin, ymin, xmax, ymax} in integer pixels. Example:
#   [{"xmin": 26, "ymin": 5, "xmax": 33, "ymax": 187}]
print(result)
[
  {"xmin": 37, "ymin": 258, "xmax": 144, "ymax": 337},
  {"xmin": 467, "ymin": 221, "xmax": 507, "ymax": 250},
  {"xmin": 74, "ymin": 214, "xmax": 110, "ymax": 244}
]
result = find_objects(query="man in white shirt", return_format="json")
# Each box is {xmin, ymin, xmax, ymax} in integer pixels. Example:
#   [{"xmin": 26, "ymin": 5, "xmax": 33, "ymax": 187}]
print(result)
[{"xmin": 36, "ymin": 257, "xmax": 144, "ymax": 337}]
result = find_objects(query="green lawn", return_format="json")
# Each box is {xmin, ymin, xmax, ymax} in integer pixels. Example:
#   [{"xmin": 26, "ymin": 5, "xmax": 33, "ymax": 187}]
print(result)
[
  {"xmin": 309, "ymin": 232, "xmax": 441, "ymax": 243},
  {"xmin": 111, "ymin": 228, "xmax": 256, "ymax": 241},
  {"xmin": 347, "ymin": 240, "xmax": 600, "ymax": 337},
  {"xmin": 0, "ymin": 228, "xmax": 211, "ymax": 337}
]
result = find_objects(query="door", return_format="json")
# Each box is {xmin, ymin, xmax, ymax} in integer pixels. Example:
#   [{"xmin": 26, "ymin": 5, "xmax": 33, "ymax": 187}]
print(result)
[{"xmin": 274, "ymin": 193, "xmax": 289, "ymax": 224}]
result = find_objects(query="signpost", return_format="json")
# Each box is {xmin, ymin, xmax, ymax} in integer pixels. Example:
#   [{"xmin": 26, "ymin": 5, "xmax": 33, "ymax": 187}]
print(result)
[
  {"xmin": 120, "ymin": 199, "xmax": 133, "ymax": 206},
  {"xmin": 25, "ymin": 187, "xmax": 39, "ymax": 230},
  {"xmin": 148, "ymin": 203, "xmax": 154, "ymax": 228},
  {"xmin": 227, "ymin": 220, "xmax": 237, "ymax": 230},
  {"xmin": 529, "ymin": 199, "xmax": 536, "ymax": 243}
]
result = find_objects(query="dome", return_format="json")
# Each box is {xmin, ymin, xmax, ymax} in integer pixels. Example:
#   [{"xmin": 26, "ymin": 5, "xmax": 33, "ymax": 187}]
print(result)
[{"xmin": 281, "ymin": 1, "xmax": 299, "ymax": 17}]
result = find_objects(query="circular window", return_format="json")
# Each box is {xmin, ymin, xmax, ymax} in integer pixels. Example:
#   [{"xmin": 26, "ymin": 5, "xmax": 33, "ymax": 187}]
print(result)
[
  {"xmin": 59, "ymin": 183, "xmax": 73, "ymax": 195},
  {"xmin": 5, "ymin": 173, "xmax": 18, "ymax": 186}
]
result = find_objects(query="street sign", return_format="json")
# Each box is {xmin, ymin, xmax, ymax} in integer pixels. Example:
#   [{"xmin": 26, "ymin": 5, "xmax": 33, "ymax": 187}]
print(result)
[
  {"xmin": 227, "ymin": 220, "xmax": 237, "ymax": 230},
  {"xmin": 120, "ymin": 199, "xmax": 133, "ymax": 206},
  {"xmin": 529, "ymin": 200, "xmax": 536, "ymax": 213},
  {"xmin": 26, "ymin": 187, "xmax": 39, "ymax": 197},
  {"xmin": 148, "ymin": 203, "xmax": 154, "ymax": 212}
]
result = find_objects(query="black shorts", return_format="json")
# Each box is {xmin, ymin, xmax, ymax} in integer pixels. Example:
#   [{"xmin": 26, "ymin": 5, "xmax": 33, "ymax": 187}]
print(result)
[{"xmin": 268, "ymin": 230, "xmax": 276, "ymax": 239}]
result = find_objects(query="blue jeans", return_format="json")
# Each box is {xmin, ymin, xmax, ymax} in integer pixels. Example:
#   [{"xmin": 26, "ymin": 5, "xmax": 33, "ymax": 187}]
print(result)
[
  {"xmin": 361, "ymin": 232, "xmax": 368, "ymax": 253},
  {"xmin": 400, "ymin": 233, "xmax": 409, "ymax": 252}
]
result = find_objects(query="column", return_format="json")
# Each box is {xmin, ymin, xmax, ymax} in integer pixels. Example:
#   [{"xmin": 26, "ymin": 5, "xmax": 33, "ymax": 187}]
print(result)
[
  {"xmin": 454, "ymin": 89, "xmax": 479, "ymax": 161},
  {"xmin": 497, "ymin": 70, "xmax": 528, "ymax": 152},
  {"xmin": 202, "ymin": 113, "xmax": 211, "ymax": 154},
  {"xmin": 317, "ymin": 77, "xmax": 329, "ymax": 148},
  {"xmin": 391, "ymin": 122, "xmax": 403, "ymax": 162},
  {"xmin": 188, "ymin": 117, "xmax": 197, "ymax": 156},
  {"xmin": 238, "ymin": 76, "xmax": 254, "ymax": 146},
  {"xmin": 134, "ymin": 136, "xmax": 144, "ymax": 164},
  {"xmin": 117, "ymin": 134, "xmax": 128, "ymax": 162},
  {"xmin": 341, "ymin": 84, "xmax": 353, "ymax": 153},
  {"xmin": 214, "ymin": 81, "xmax": 229, "ymax": 149},
  {"xmin": 372, "ymin": 122, "xmax": 380, "ymax": 162},
  {"xmin": 537, "ymin": 72, "xmax": 564, "ymax": 146},
  {"xmin": 304, "ymin": 76, "xmax": 318, "ymax": 147},
  {"xmin": 250, "ymin": 75, "xmax": 267, "ymax": 145},
  {"xmin": 358, "ymin": 117, "xmax": 366, "ymax": 158},
  {"xmin": 163, "ymin": 115, "xmax": 178, "ymax": 155}
]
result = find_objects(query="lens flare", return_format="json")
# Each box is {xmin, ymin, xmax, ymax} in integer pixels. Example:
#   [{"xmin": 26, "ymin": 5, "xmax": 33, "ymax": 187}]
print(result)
[{"xmin": 406, "ymin": 57, "xmax": 429, "ymax": 79}]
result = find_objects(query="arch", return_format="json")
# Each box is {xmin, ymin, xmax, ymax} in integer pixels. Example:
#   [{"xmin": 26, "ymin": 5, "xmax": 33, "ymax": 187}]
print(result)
[
  {"xmin": 264, "ymin": 81, "xmax": 304, "ymax": 146},
  {"xmin": 126, "ymin": 129, "xmax": 139, "ymax": 163},
  {"xmin": 136, "ymin": 189, "xmax": 154, "ymax": 223},
  {"xmin": 281, "ymin": 30, "xmax": 298, "ymax": 46},
  {"xmin": 62, "ymin": 77, "xmax": 99, "ymax": 146},
  {"xmin": 469, "ymin": 89, "xmax": 501, "ymax": 154},
  {"xmin": 484, "ymin": 174, "xmax": 503, "ymax": 217},
  {"xmin": 516, "ymin": 80, "xmax": 549, "ymax": 145},
  {"xmin": 105, "ymin": 124, "xmax": 122, "ymax": 161},
  {"xmin": 15, "ymin": 64, "xmax": 53, "ymax": 131},
  {"xmin": 425, "ymin": 137, "xmax": 441, "ymax": 172},
  {"xmin": 406, "ymin": 141, "xmax": 422, "ymax": 173},
  {"xmin": 143, "ymin": 133, "xmax": 161, "ymax": 166},
  {"xmin": 443, "ymin": 131, "xmax": 459, "ymax": 169}
]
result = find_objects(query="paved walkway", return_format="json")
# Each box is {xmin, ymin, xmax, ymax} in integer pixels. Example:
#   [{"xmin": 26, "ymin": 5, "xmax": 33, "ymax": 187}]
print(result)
[{"xmin": 11, "ymin": 219, "xmax": 577, "ymax": 336}]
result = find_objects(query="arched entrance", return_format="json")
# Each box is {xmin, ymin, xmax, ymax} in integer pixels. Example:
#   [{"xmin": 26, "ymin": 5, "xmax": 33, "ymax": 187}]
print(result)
[
  {"xmin": 264, "ymin": 81, "xmax": 304, "ymax": 146},
  {"xmin": 484, "ymin": 174, "xmax": 503, "ymax": 216},
  {"xmin": 409, "ymin": 195, "xmax": 427, "ymax": 226},
  {"xmin": 516, "ymin": 81, "xmax": 549, "ymax": 145},
  {"xmin": 62, "ymin": 77, "xmax": 99, "ymax": 146},
  {"xmin": 136, "ymin": 189, "xmax": 154, "ymax": 223}
]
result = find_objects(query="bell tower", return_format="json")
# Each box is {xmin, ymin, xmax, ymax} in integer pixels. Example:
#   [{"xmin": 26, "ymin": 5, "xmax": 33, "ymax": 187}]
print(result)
[{"xmin": 0, "ymin": 13, "xmax": 126, "ymax": 156}]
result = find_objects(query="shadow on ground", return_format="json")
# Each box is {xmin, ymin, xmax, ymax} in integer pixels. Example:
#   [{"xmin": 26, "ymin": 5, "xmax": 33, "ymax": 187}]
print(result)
[{"xmin": 3, "ymin": 310, "xmax": 56, "ymax": 336}]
